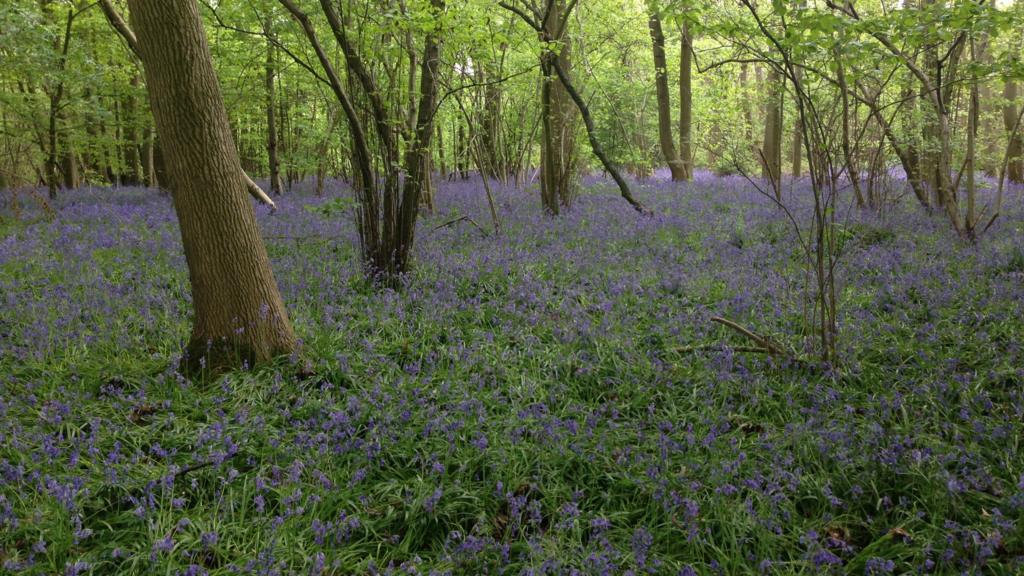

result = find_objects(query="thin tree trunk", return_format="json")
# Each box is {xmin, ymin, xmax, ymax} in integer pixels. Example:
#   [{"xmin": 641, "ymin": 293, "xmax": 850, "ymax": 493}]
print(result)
[
  {"xmin": 679, "ymin": 21, "xmax": 693, "ymax": 180},
  {"xmin": 265, "ymin": 20, "xmax": 284, "ymax": 195},
  {"xmin": 762, "ymin": 69, "xmax": 783, "ymax": 194},
  {"xmin": 791, "ymin": 78, "xmax": 802, "ymax": 176},
  {"xmin": 740, "ymin": 63, "xmax": 753, "ymax": 143},
  {"xmin": 143, "ymin": 125, "xmax": 157, "ymax": 187},
  {"xmin": 540, "ymin": 0, "xmax": 577, "ymax": 211},
  {"xmin": 436, "ymin": 122, "xmax": 447, "ymax": 178},
  {"xmin": 966, "ymin": 39, "xmax": 978, "ymax": 237},
  {"xmin": 122, "ymin": 75, "xmax": 142, "ymax": 185},
  {"xmin": 128, "ymin": 0, "xmax": 296, "ymax": 375},
  {"xmin": 46, "ymin": 8, "xmax": 75, "ymax": 199},
  {"xmin": 1005, "ymin": 80, "xmax": 1023, "ymax": 183},
  {"xmin": 397, "ymin": 4, "xmax": 444, "ymax": 268},
  {"xmin": 647, "ymin": 9, "xmax": 684, "ymax": 180},
  {"xmin": 549, "ymin": 59, "xmax": 646, "ymax": 212},
  {"xmin": 834, "ymin": 49, "xmax": 865, "ymax": 207}
]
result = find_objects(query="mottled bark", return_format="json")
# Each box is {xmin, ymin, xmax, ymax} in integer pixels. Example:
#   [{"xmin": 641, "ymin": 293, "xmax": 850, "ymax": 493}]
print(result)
[{"xmin": 128, "ymin": 0, "xmax": 296, "ymax": 375}]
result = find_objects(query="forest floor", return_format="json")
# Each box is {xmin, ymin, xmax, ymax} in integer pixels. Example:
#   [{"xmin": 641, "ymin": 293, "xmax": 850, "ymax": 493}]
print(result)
[{"xmin": 1, "ymin": 173, "xmax": 1023, "ymax": 575}]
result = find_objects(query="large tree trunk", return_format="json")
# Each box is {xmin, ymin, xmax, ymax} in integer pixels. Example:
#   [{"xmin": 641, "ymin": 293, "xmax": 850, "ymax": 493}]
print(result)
[
  {"xmin": 265, "ymin": 22, "xmax": 284, "ymax": 195},
  {"xmin": 128, "ymin": 0, "xmax": 296, "ymax": 375},
  {"xmin": 679, "ymin": 21, "xmax": 693, "ymax": 180},
  {"xmin": 1005, "ymin": 80, "xmax": 1023, "ymax": 184},
  {"xmin": 647, "ymin": 10, "xmax": 684, "ymax": 181}
]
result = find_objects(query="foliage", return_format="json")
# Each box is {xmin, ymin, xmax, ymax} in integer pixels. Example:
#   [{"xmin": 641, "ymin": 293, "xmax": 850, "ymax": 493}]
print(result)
[{"xmin": 2, "ymin": 175, "xmax": 1024, "ymax": 574}]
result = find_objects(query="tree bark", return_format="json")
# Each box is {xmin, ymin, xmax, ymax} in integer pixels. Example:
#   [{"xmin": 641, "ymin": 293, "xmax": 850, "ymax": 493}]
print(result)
[
  {"xmin": 833, "ymin": 49, "xmax": 865, "ymax": 207},
  {"xmin": 540, "ymin": 0, "xmax": 578, "ymax": 212},
  {"xmin": 128, "ymin": 0, "xmax": 296, "ymax": 375},
  {"xmin": 122, "ymin": 75, "xmax": 142, "ymax": 186},
  {"xmin": 679, "ymin": 20, "xmax": 694, "ymax": 180},
  {"xmin": 740, "ymin": 63, "xmax": 753, "ymax": 143},
  {"xmin": 761, "ymin": 69, "xmax": 783, "ymax": 194},
  {"xmin": 966, "ymin": 39, "xmax": 979, "ymax": 237},
  {"xmin": 790, "ymin": 77, "xmax": 802, "ymax": 176},
  {"xmin": 396, "ymin": 1, "xmax": 444, "ymax": 269},
  {"xmin": 264, "ymin": 20, "xmax": 284, "ymax": 195},
  {"xmin": 46, "ymin": 8, "xmax": 75, "ymax": 199},
  {"xmin": 647, "ymin": 9, "xmax": 684, "ymax": 180},
  {"xmin": 142, "ymin": 125, "xmax": 157, "ymax": 187},
  {"xmin": 1005, "ymin": 80, "xmax": 1023, "ymax": 184}
]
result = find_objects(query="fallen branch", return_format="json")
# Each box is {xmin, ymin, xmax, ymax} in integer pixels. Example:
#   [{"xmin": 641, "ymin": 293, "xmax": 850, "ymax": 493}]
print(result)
[
  {"xmin": 243, "ymin": 172, "xmax": 277, "ymax": 211},
  {"xmin": 675, "ymin": 344, "xmax": 772, "ymax": 354},
  {"xmin": 710, "ymin": 315, "xmax": 789, "ymax": 357},
  {"xmin": 432, "ymin": 215, "xmax": 490, "ymax": 237}
]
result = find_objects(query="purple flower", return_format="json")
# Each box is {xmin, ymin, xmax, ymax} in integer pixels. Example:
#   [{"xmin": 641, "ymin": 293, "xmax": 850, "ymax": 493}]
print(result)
[{"xmin": 424, "ymin": 487, "xmax": 443, "ymax": 513}]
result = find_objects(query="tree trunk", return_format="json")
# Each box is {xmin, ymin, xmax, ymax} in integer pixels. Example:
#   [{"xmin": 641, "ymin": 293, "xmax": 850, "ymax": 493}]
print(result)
[
  {"xmin": 791, "ymin": 91, "xmax": 802, "ymax": 176},
  {"xmin": 458, "ymin": 121, "xmax": 468, "ymax": 179},
  {"xmin": 740, "ymin": 63, "xmax": 754, "ymax": 137},
  {"xmin": 396, "ymin": 10, "xmax": 443, "ymax": 268},
  {"xmin": 265, "ymin": 21, "xmax": 284, "ymax": 195},
  {"xmin": 122, "ymin": 75, "xmax": 142, "ymax": 186},
  {"xmin": 45, "ymin": 8, "xmax": 75, "ymax": 199},
  {"xmin": 1005, "ymin": 80, "xmax": 1023, "ymax": 184},
  {"xmin": 62, "ymin": 150, "xmax": 78, "ymax": 189},
  {"xmin": 128, "ymin": 0, "xmax": 296, "ymax": 375},
  {"xmin": 539, "ymin": 0, "xmax": 578, "ymax": 212},
  {"xmin": 833, "ymin": 50, "xmax": 865, "ymax": 208},
  {"xmin": 143, "ymin": 125, "xmax": 157, "ymax": 187},
  {"xmin": 679, "ymin": 21, "xmax": 694, "ymax": 180},
  {"xmin": 762, "ymin": 69, "xmax": 783, "ymax": 194},
  {"xmin": 966, "ymin": 39, "xmax": 978, "ymax": 237},
  {"xmin": 647, "ymin": 10, "xmax": 684, "ymax": 180},
  {"xmin": 436, "ymin": 122, "xmax": 447, "ymax": 178},
  {"xmin": 46, "ymin": 94, "xmax": 60, "ymax": 198}
]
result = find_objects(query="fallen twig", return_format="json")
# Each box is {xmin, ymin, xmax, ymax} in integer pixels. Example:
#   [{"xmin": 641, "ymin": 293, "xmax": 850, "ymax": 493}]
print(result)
[
  {"xmin": 675, "ymin": 344, "xmax": 772, "ymax": 354},
  {"xmin": 432, "ymin": 215, "xmax": 490, "ymax": 237},
  {"xmin": 709, "ymin": 315, "xmax": 789, "ymax": 357}
]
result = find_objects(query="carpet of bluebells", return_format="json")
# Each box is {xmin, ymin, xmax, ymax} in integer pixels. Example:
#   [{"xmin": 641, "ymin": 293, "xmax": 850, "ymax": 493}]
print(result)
[{"xmin": 1, "ymin": 172, "xmax": 1023, "ymax": 575}]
